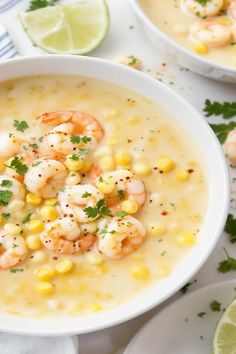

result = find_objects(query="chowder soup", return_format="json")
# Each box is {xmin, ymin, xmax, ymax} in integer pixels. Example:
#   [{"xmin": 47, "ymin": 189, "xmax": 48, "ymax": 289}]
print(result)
[
  {"xmin": 0, "ymin": 75, "xmax": 207, "ymax": 317},
  {"xmin": 140, "ymin": 0, "xmax": 236, "ymax": 68}
]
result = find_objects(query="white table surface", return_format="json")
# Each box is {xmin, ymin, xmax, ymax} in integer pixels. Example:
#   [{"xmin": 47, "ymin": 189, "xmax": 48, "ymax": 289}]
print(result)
[{"xmin": 1, "ymin": 0, "xmax": 236, "ymax": 353}]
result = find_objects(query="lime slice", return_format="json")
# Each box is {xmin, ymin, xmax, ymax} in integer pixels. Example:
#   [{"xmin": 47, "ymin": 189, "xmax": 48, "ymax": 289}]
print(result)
[
  {"xmin": 19, "ymin": 0, "xmax": 109, "ymax": 54},
  {"xmin": 213, "ymin": 297, "xmax": 236, "ymax": 354}
]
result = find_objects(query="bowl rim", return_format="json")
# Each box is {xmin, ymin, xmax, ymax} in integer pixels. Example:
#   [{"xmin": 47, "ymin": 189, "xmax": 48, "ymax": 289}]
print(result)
[
  {"xmin": 129, "ymin": 0, "xmax": 236, "ymax": 75},
  {"xmin": 0, "ymin": 55, "xmax": 230, "ymax": 336}
]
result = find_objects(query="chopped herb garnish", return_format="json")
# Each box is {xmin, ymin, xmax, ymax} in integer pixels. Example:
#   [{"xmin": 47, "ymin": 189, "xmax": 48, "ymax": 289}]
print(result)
[
  {"xmin": 7, "ymin": 156, "xmax": 28, "ymax": 176},
  {"xmin": 118, "ymin": 189, "xmax": 125, "ymax": 200},
  {"xmin": 82, "ymin": 192, "xmax": 92, "ymax": 198},
  {"xmin": 115, "ymin": 210, "xmax": 127, "ymax": 217},
  {"xmin": 99, "ymin": 226, "xmax": 116, "ymax": 238},
  {"xmin": 32, "ymin": 161, "xmax": 42, "ymax": 168},
  {"xmin": 70, "ymin": 149, "xmax": 89, "ymax": 161},
  {"xmin": 83, "ymin": 198, "xmax": 112, "ymax": 219},
  {"xmin": 10, "ymin": 268, "xmax": 24, "ymax": 273},
  {"xmin": 70, "ymin": 135, "xmax": 91, "ymax": 144},
  {"xmin": 22, "ymin": 213, "xmax": 32, "ymax": 224},
  {"xmin": 2, "ymin": 213, "xmax": 11, "ymax": 220},
  {"xmin": 99, "ymin": 176, "xmax": 104, "ymax": 183},
  {"xmin": 210, "ymin": 300, "xmax": 221, "ymax": 312},
  {"xmin": 197, "ymin": 312, "xmax": 206, "ymax": 318},
  {"xmin": 128, "ymin": 55, "xmax": 137, "ymax": 66},
  {"xmin": 204, "ymin": 99, "xmax": 236, "ymax": 119},
  {"xmin": 29, "ymin": 143, "xmax": 39, "ymax": 150},
  {"xmin": 224, "ymin": 214, "xmax": 236, "ymax": 243},
  {"xmin": 210, "ymin": 122, "xmax": 236, "ymax": 144},
  {"xmin": 27, "ymin": 0, "xmax": 58, "ymax": 11},
  {"xmin": 180, "ymin": 279, "xmax": 197, "ymax": 294},
  {"xmin": 0, "ymin": 190, "xmax": 13, "ymax": 206},
  {"xmin": 13, "ymin": 120, "xmax": 29, "ymax": 132},
  {"xmin": 218, "ymin": 248, "xmax": 236, "ymax": 273},
  {"xmin": 0, "ymin": 180, "xmax": 12, "ymax": 188},
  {"xmin": 196, "ymin": 0, "xmax": 210, "ymax": 5}
]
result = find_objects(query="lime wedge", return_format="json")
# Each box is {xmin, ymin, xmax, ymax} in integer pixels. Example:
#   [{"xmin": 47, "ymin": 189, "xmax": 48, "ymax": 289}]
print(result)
[
  {"xmin": 213, "ymin": 297, "xmax": 236, "ymax": 354},
  {"xmin": 19, "ymin": 0, "xmax": 109, "ymax": 54}
]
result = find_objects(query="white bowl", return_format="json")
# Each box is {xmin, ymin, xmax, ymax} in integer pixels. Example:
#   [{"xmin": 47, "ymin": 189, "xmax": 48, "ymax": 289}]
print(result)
[
  {"xmin": 0, "ymin": 55, "xmax": 229, "ymax": 335},
  {"xmin": 130, "ymin": 0, "xmax": 236, "ymax": 82}
]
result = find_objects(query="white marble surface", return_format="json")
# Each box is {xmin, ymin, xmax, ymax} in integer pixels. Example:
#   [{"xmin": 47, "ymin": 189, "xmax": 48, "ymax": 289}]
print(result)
[{"xmin": 1, "ymin": 0, "xmax": 236, "ymax": 353}]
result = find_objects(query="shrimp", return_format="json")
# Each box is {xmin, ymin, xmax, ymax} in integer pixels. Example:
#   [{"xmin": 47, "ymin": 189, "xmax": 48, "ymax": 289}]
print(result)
[
  {"xmin": 0, "ymin": 131, "xmax": 33, "ymax": 160},
  {"xmin": 180, "ymin": 0, "xmax": 224, "ymax": 18},
  {"xmin": 96, "ymin": 170, "xmax": 145, "ymax": 213},
  {"xmin": 97, "ymin": 216, "xmax": 146, "ymax": 259},
  {"xmin": 0, "ymin": 234, "xmax": 27, "ymax": 269},
  {"xmin": 0, "ymin": 175, "xmax": 25, "ymax": 207},
  {"xmin": 228, "ymin": 0, "xmax": 236, "ymax": 21},
  {"xmin": 224, "ymin": 128, "xmax": 236, "ymax": 164},
  {"xmin": 36, "ymin": 110, "xmax": 104, "ymax": 155},
  {"xmin": 24, "ymin": 159, "xmax": 67, "ymax": 198},
  {"xmin": 189, "ymin": 19, "xmax": 233, "ymax": 47},
  {"xmin": 40, "ymin": 217, "xmax": 96, "ymax": 255},
  {"xmin": 58, "ymin": 184, "xmax": 104, "ymax": 223}
]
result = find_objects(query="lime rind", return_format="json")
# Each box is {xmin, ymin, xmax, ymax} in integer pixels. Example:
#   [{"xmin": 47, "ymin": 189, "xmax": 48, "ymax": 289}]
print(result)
[{"xmin": 19, "ymin": 0, "xmax": 110, "ymax": 54}]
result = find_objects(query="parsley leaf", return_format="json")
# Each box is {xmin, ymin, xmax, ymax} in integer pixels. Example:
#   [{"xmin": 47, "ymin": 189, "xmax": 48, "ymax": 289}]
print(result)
[
  {"xmin": 22, "ymin": 213, "xmax": 32, "ymax": 224},
  {"xmin": 0, "ymin": 180, "xmax": 13, "ymax": 188},
  {"xmin": 10, "ymin": 268, "xmax": 24, "ymax": 273},
  {"xmin": 7, "ymin": 157, "xmax": 28, "ymax": 176},
  {"xmin": 70, "ymin": 135, "xmax": 91, "ymax": 144},
  {"xmin": 27, "ymin": 0, "xmax": 58, "ymax": 11},
  {"xmin": 204, "ymin": 99, "xmax": 236, "ymax": 119},
  {"xmin": 218, "ymin": 248, "xmax": 236, "ymax": 273},
  {"xmin": 224, "ymin": 214, "xmax": 236, "ymax": 243},
  {"xmin": 210, "ymin": 122, "xmax": 236, "ymax": 144},
  {"xmin": 196, "ymin": 0, "xmax": 210, "ymax": 5},
  {"xmin": 83, "ymin": 198, "xmax": 112, "ymax": 219},
  {"xmin": 13, "ymin": 120, "xmax": 29, "ymax": 132},
  {"xmin": 0, "ymin": 190, "xmax": 13, "ymax": 206},
  {"xmin": 197, "ymin": 312, "xmax": 206, "ymax": 318},
  {"xmin": 180, "ymin": 279, "xmax": 197, "ymax": 294},
  {"xmin": 210, "ymin": 300, "xmax": 221, "ymax": 312},
  {"xmin": 82, "ymin": 192, "xmax": 92, "ymax": 198},
  {"xmin": 69, "ymin": 149, "xmax": 89, "ymax": 160},
  {"xmin": 83, "ymin": 206, "xmax": 99, "ymax": 219}
]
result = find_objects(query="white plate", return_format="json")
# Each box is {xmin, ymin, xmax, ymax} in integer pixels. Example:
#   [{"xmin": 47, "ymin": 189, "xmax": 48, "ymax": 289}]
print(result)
[{"xmin": 125, "ymin": 280, "xmax": 236, "ymax": 354}]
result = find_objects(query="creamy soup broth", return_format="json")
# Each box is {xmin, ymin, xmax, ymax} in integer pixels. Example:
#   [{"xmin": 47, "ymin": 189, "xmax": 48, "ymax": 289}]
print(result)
[{"xmin": 0, "ymin": 75, "xmax": 207, "ymax": 317}]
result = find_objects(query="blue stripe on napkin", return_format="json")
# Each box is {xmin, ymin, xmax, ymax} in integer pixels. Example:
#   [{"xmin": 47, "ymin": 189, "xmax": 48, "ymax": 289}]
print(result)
[
  {"xmin": 0, "ymin": 0, "xmax": 21, "ymax": 14},
  {"xmin": 0, "ymin": 24, "xmax": 17, "ymax": 59}
]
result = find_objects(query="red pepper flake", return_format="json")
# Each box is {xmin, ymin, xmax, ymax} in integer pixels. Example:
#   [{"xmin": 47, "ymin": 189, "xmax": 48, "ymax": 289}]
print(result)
[
  {"xmin": 187, "ymin": 169, "xmax": 194, "ymax": 174},
  {"xmin": 161, "ymin": 210, "xmax": 168, "ymax": 216}
]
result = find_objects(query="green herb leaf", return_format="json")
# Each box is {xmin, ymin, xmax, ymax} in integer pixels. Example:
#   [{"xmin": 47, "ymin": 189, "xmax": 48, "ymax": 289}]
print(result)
[
  {"xmin": 22, "ymin": 213, "xmax": 32, "ymax": 224},
  {"xmin": 7, "ymin": 156, "xmax": 28, "ymax": 176},
  {"xmin": 10, "ymin": 268, "xmax": 24, "ymax": 273},
  {"xmin": 13, "ymin": 120, "xmax": 29, "ymax": 132},
  {"xmin": 0, "ymin": 180, "xmax": 13, "ymax": 188},
  {"xmin": 218, "ymin": 248, "xmax": 236, "ymax": 273},
  {"xmin": 210, "ymin": 122, "xmax": 236, "ymax": 144},
  {"xmin": 118, "ymin": 189, "xmax": 125, "ymax": 200},
  {"xmin": 197, "ymin": 312, "xmax": 206, "ymax": 318},
  {"xmin": 0, "ymin": 190, "xmax": 13, "ymax": 206},
  {"xmin": 204, "ymin": 99, "xmax": 236, "ymax": 119},
  {"xmin": 2, "ymin": 213, "xmax": 11, "ymax": 220},
  {"xmin": 210, "ymin": 300, "xmax": 221, "ymax": 312},
  {"xmin": 82, "ymin": 192, "xmax": 92, "ymax": 198},
  {"xmin": 27, "ymin": 0, "xmax": 58, "ymax": 11},
  {"xmin": 83, "ymin": 206, "xmax": 99, "ymax": 219},
  {"xmin": 224, "ymin": 214, "xmax": 236, "ymax": 243},
  {"xmin": 83, "ymin": 198, "xmax": 112, "ymax": 219},
  {"xmin": 115, "ymin": 210, "xmax": 127, "ymax": 217}
]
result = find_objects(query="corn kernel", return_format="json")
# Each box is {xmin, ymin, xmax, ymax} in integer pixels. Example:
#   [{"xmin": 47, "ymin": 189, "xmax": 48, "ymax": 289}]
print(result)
[
  {"xmin": 4, "ymin": 223, "xmax": 21, "ymax": 236},
  {"xmin": 115, "ymin": 151, "xmax": 131, "ymax": 166},
  {"xmin": 156, "ymin": 158, "xmax": 175, "ymax": 173},
  {"xmin": 0, "ymin": 215, "xmax": 3, "ymax": 225},
  {"xmin": 40, "ymin": 206, "xmax": 58, "ymax": 221},
  {"xmin": 192, "ymin": 43, "xmax": 208, "ymax": 55},
  {"xmin": 8, "ymin": 199, "xmax": 25, "ymax": 211},
  {"xmin": 96, "ymin": 179, "xmax": 115, "ymax": 194},
  {"xmin": 44, "ymin": 198, "xmax": 58, "ymax": 206},
  {"xmin": 99, "ymin": 156, "xmax": 115, "ymax": 170},
  {"xmin": 26, "ymin": 235, "xmax": 42, "ymax": 250},
  {"xmin": 55, "ymin": 259, "xmax": 74, "ymax": 274},
  {"xmin": 26, "ymin": 193, "xmax": 42, "ymax": 206},
  {"xmin": 87, "ymin": 252, "xmax": 104, "ymax": 265},
  {"xmin": 175, "ymin": 169, "xmax": 189, "ymax": 181},
  {"xmin": 66, "ymin": 172, "xmax": 81, "ymax": 186},
  {"xmin": 35, "ymin": 265, "xmax": 56, "ymax": 281},
  {"xmin": 131, "ymin": 265, "xmax": 149, "ymax": 280},
  {"xmin": 177, "ymin": 231, "xmax": 196, "ymax": 246},
  {"xmin": 106, "ymin": 136, "xmax": 119, "ymax": 145},
  {"xmin": 90, "ymin": 303, "xmax": 103, "ymax": 312},
  {"xmin": 65, "ymin": 155, "xmax": 84, "ymax": 171},
  {"xmin": 79, "ymin": 160, "xmax": 92, "ymax": 173},
  {"xmin": 26, "ymin": 219, "xmax": 44, "ymax": 233},
  {"xmin": 158, "ymin": 265, "xmax": 171, "ymax": 277},
  {"xmin": 121, "ymin": 200, "xmax": 139, "ymax": 214},
  {"xmin": 80, "ymin": 221, "xmax": 98, "ymax": 234},
  {"xmin": 31, "ymin": 250, "xmax": 47, "ymax": 263},
  {"xmin": 0, "ymin": 159, "xmax": 5, "ymax": 172},
  {"xmin": 148, "ymin": 223, "xmax": 167, "ymax": 236},
  {"xmin": 35, "ymin": 281, "xmax": 54, "ymax": 295},
  {"xmin": 133, "ymin": 162, "xmax": 152, "ymax": 176}
]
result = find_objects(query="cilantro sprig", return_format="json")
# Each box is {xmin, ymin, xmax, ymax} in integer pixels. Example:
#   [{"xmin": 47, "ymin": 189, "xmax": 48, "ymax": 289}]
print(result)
[
  {"xmin": 210, "ymin": 300, "xmax": 221, "ymax": 312},
  {"xmin": 210, "ymin": 122, "xmax": 236, "ymax": 144},
  {"xmin": 224, "ymin": 214, "xmax": 236, "ymax": 243},
  {"xmin": 204, "ymin": 99, "xmax": 236, "ymax": 119},
  {"xmin": 0, "ymin": 180, "xmax": 13, "ymax": 188},
  {"xmin": 6, "ymin": 157, "xmax": 28, "ymax": 176},
  {"xmin": 13, "ymin": 120, "xmax": 29, "ymax": 132},
  {"xmin": 218, "ymin": 248, "xmax": 236, "ymax": 273},
  {"xmin": 70, "ymin": 135, "xmax": 91, "ymax": 144},
  {"xmin": 0, "ymin": 190, "xmax": 13, "ymax": 206},
  {"xmin": 27, "ymin": 0, "xmax": 59, "ymax": 11},
  {"xmin": 83, "ymin": 198, "xmax": 112, "ymax": 219}
]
